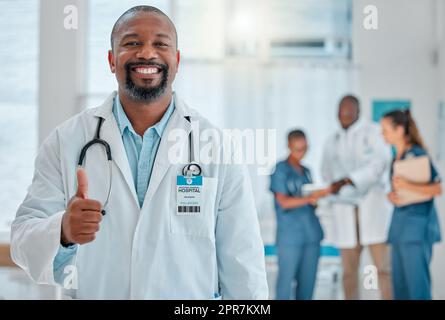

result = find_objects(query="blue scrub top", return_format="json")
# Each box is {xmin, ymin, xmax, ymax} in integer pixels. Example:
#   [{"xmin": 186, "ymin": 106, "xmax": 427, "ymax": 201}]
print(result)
[
  {"xmin": 388, "ymin": 145, "xmax": 442, "ymax": 244},
  {"xmin": 270, "ymin": 160, "xmax": 324, "ymax": 245}
]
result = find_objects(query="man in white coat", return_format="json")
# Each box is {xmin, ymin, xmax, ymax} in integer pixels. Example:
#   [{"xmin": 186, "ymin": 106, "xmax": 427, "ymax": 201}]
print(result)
[
  {"xmin": 321, "ymin": 95, "xmax": 393, "ymax": 300},
  {"xmin": 10, "ymin": 6, "xmax": 268, "ymax": 299}
]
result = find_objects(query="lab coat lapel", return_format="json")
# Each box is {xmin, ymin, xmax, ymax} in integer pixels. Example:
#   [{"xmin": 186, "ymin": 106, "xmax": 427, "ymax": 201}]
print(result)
[
  {"xmin": 142, "ymin": 94, "xmax": 192, "ymax": 209},
  {"xmin": 337, "ymin": 120, "xmax": 363, "ymax": 167},
  {"xmin": 94, "ymin": 92, "xmax": 139, "ymax": 207}
]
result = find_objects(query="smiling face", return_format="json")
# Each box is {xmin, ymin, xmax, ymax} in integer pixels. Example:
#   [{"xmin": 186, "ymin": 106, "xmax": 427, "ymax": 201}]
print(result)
[{"xmin": 108, "ymin": 11, "xmax": 180, "ymax": 103}]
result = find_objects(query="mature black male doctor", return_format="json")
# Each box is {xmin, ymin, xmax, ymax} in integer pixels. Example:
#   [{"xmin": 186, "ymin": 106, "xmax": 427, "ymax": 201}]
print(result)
[{"xmin": 10, "ymin": 6, "xmax": 268, "ymax": 299}]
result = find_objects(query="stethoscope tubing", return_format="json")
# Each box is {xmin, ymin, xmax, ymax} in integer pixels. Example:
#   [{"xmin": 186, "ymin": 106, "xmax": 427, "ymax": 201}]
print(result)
[{"xmin": 77, "ymin": 115, "xmax": 202, "ymax": 215}]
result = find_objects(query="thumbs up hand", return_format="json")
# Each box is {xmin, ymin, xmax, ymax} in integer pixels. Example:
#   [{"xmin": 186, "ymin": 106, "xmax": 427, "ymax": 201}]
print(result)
[{"xmin": 61, "ymin": 168, "xmax": 103, "ymax": 245}]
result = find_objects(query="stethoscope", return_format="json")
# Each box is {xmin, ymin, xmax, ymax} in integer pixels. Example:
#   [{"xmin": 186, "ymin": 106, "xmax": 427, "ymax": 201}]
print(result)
[
  {"xmin": 77, "ymin": 115, "xmax": 202, "ymax": 215},
  {"xmin": 181, "ymin": 116, "xmax": 202, "ymax": 177}
]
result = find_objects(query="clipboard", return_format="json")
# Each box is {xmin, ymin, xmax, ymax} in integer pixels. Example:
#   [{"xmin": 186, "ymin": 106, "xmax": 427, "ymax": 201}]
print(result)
[{"xmin": 393, "ymin": 155, "xmax": 432, "ymax": 205}]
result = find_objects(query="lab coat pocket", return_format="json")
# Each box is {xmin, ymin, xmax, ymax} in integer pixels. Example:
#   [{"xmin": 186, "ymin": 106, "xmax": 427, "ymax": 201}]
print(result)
[{"xmin": 170, "ymin": 177, "xmax": 218, "ymax": 238}]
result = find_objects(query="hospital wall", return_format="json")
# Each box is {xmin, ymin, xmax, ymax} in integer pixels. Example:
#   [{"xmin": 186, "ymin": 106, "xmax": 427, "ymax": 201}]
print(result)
[{"xmin": 353, "ymin": 0, "xmax": 445, "ymax": 299}]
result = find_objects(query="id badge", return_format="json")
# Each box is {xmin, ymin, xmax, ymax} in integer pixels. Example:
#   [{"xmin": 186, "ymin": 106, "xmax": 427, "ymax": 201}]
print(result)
[{"xmin": 176, "ymin": 176, "xmax": 202, "ymax": 215}]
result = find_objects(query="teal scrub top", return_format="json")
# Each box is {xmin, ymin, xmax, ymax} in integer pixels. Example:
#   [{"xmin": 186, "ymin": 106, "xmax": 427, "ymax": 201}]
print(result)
[
  {"xmin": 388, "ymin": 145, "xmax": 442, "ymax": 244},
  {"xmin": 270, "ymin": 160, "xmax": 324, "ymax": 245}
]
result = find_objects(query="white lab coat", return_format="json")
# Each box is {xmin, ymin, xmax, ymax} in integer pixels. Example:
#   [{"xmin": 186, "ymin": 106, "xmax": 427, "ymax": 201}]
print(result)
[
  {"xmin": 321, "ymin": 120, "xmax": 393, "ymax": 249},
  {"xmin": 10, "ymin": 92, "xmax": 268, "ymax": 299}
]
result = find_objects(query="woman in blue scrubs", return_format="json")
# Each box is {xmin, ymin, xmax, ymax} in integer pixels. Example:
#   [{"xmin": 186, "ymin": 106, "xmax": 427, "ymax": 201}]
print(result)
[
  {"xmin": 381, "ymin": 110, "xmax": 442, "ymax": 300},
  {"xmin": 270, "ymin": 129, "xmax": 331, "ymax": 300}
]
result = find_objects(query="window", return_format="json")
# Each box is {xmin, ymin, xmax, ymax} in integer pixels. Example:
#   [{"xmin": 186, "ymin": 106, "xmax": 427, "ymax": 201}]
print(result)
[
  {"xmin": 0, "ymin": 0, "xmax": 39, "ymax": 235},
  {"xmin": 226, "ymin": 0, "xmax": 352, "ymax": 58}
]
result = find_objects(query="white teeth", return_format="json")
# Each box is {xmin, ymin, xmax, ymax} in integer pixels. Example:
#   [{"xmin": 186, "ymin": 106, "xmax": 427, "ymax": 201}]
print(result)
[{"xmin": 134, "ymin": 67, "xmax": 159, "ymax": 74}]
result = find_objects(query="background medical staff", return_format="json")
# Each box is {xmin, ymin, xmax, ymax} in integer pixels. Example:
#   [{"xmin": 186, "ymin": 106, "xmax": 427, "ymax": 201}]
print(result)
[
  {"xmin": 270, "ymin": 129, "xmax": 330, "ymax": 300},
  {"xmin": 381, "ymin": 109, "xmax": 442, "ymax": 300},
  {"xmin": 321, "ymin": 95, "xmax": 393, "ymax": 300}
]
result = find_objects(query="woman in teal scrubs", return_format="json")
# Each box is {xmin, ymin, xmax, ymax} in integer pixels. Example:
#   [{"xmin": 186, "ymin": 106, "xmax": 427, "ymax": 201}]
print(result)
[
  {"xmin": 270, "ymin": 129, "xmax": 331, "ymax": 300},
  {"xmin": 381, "ymin": 110, "xmax": 442, "ymax": 300}
]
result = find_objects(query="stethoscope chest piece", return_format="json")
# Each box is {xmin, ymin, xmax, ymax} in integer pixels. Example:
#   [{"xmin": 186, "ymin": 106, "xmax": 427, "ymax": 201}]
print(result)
[{"xmin": 182, "ymin": 162, "xmax": 202, "ymax": 177}]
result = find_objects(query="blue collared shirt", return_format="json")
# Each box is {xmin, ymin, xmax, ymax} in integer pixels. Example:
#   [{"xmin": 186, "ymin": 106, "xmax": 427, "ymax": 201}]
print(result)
[
  {"xmin": 113, "ymin": 95, "xmax": 175, "ymax": 207},
  {"xmin": 53, "ymin": 95, "xmax": 175, "ymax": 274}
]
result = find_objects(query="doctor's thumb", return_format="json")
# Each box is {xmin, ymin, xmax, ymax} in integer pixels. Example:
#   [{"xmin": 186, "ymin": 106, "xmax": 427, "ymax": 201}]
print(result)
[{"xmin": 76, "ymin": 167, "xmax": 89, "ymax": 199}]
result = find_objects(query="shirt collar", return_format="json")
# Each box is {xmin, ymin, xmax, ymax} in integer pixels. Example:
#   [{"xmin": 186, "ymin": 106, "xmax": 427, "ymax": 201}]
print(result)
[
  {"xmin": 113, "ymin": 95, "xmax": 175, "ymax": 138},
  {"xmin": 338, "ymin": 118, "xmax": 363, "ymax": 135}
]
